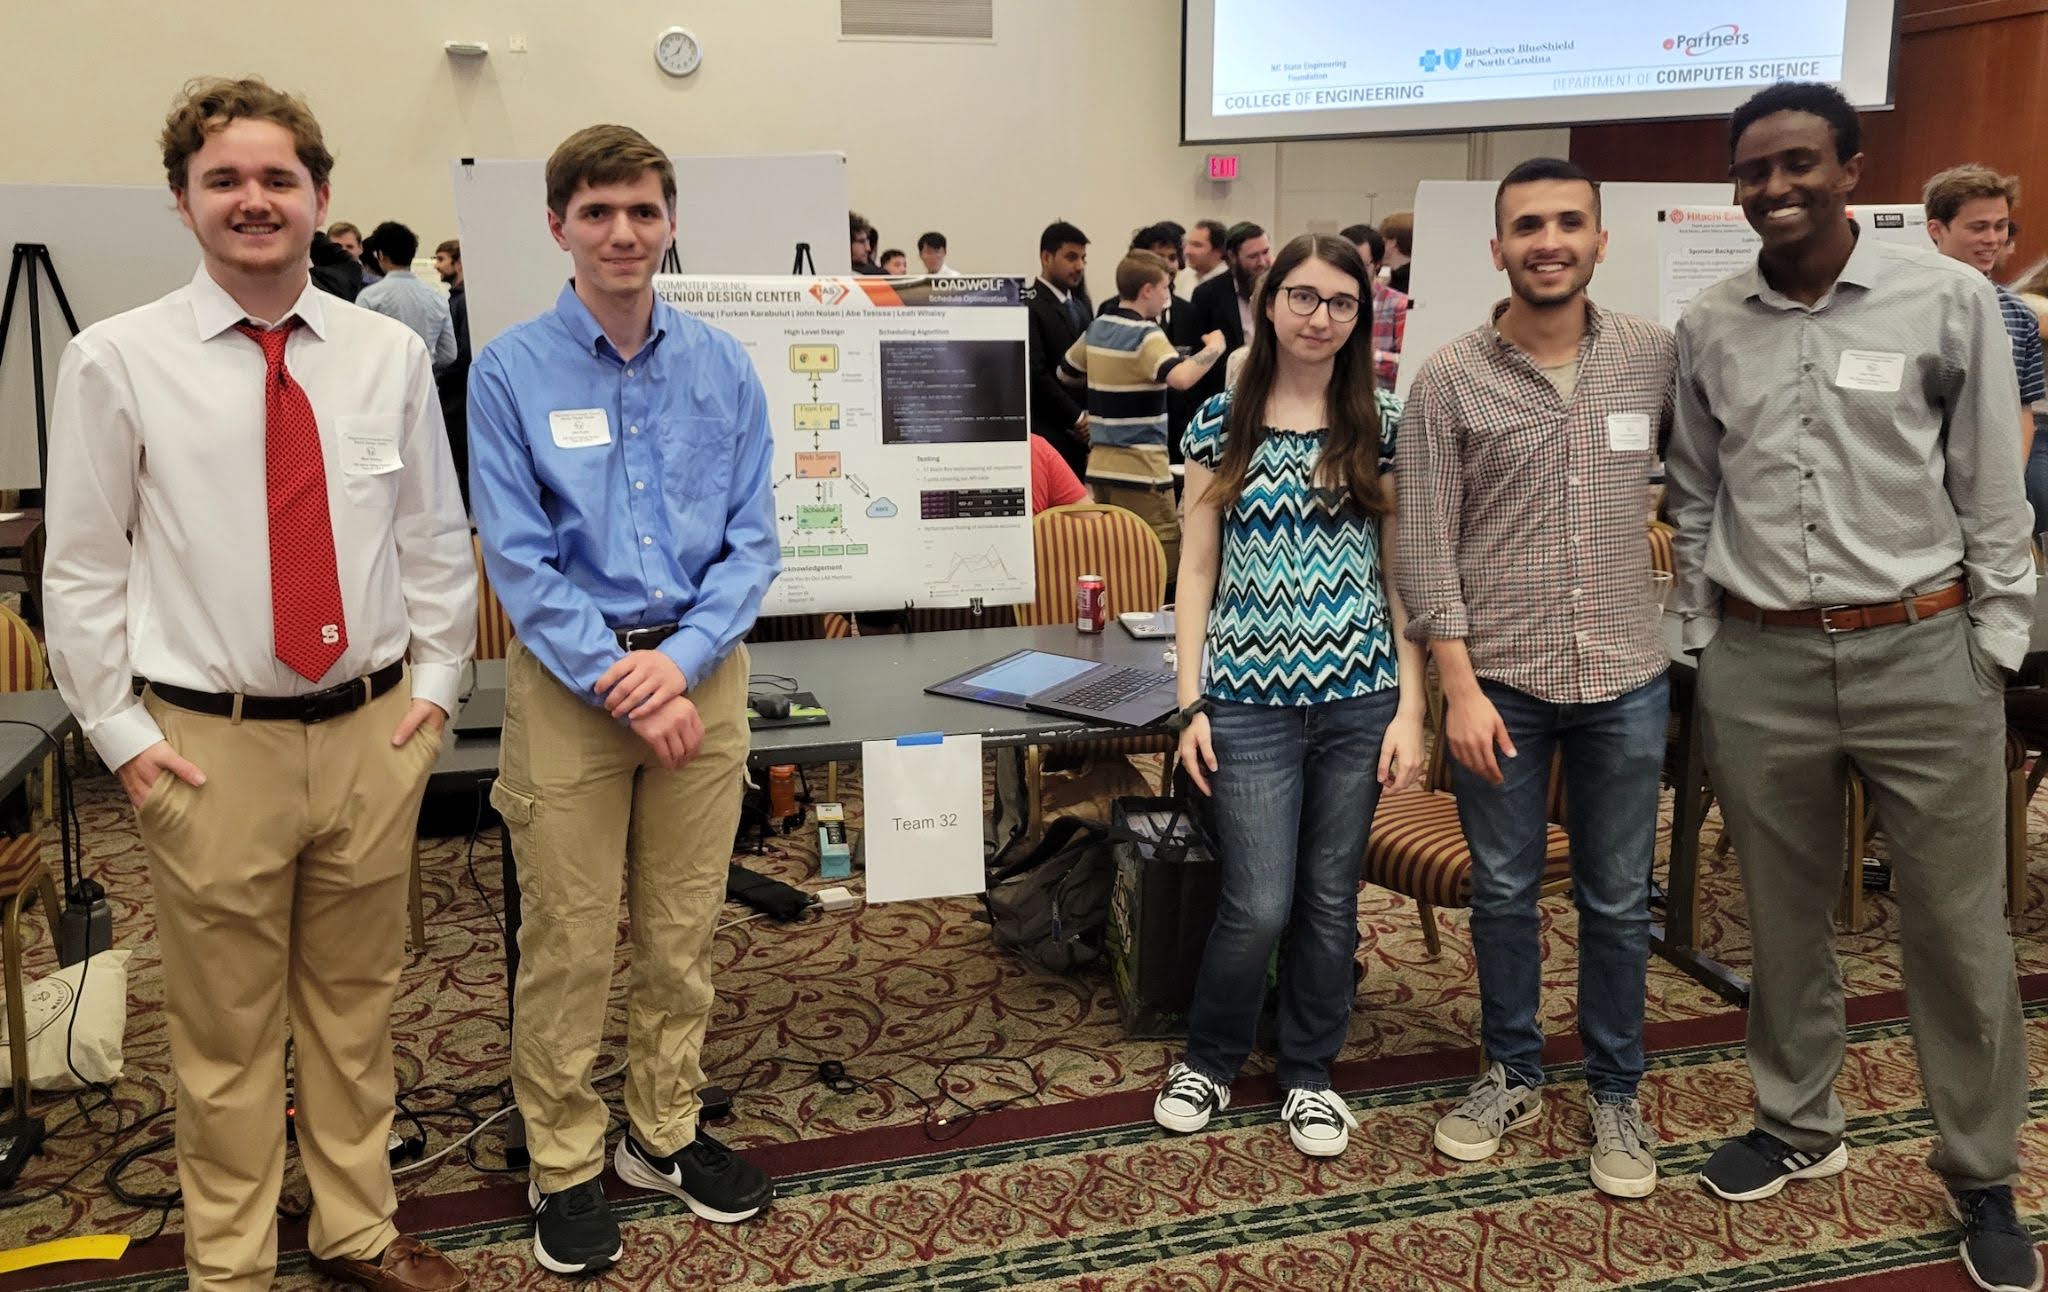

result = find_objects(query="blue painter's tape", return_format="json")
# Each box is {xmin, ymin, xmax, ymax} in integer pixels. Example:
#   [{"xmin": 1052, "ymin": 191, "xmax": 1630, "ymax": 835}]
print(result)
[{"xmin": 895, "ymin": 731, "xmax": 944, "ymax": 746}]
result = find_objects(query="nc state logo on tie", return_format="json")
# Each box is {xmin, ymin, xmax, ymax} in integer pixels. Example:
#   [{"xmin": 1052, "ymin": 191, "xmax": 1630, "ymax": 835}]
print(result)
[{"xmin": 321, "ymin": 624, "xmax": 341, "ymax": 645}]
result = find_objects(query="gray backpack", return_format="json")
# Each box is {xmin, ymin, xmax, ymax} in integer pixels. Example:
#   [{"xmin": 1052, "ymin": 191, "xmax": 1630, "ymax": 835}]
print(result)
[{"xmin": 980, "ymin": 816, "xmax": 1115, "ymax": 973}]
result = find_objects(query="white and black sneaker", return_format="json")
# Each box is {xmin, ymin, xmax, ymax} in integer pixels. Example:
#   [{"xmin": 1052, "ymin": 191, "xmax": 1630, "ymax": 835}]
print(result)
[
  {"xmin": 529, "ymin": 1176, "xmax": 623, "ymax": 1276},
  {"xmin": 613, "ymin": 1130, "xmax": 773, "ymax": 1224},
  {"xmin": 1153, "ymin": 1063, "xmax": 1230, "ymax": 1134},
  {"xmin": 1699, "ymin": 1128, "xmax": 1848, "ymax": 1202},
  {"xmin": 1281, "ymin": 1088, "xmax": 1360, "ymax": 1157},
  {"xmin": 1949, "ymin": 1185, "xmax": 2044, "ymax": 1292}
]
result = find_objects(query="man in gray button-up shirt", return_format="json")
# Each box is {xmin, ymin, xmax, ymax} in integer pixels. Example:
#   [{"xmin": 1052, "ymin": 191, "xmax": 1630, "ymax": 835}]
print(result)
[{"xmin": 1667, "ymin": 82, "xmax": 2038, "ymax": 1292}]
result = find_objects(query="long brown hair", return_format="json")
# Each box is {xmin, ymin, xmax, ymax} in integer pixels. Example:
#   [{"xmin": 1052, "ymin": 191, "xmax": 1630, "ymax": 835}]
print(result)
[{"xmin": 1206, "ymin": 233, "xmax": 1387, "ymax": 518}]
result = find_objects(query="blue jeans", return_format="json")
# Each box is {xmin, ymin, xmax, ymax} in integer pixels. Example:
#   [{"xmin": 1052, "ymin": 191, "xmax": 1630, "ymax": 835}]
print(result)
[
  {"xmin": 1449, "ymin": 674, "xmax": 1669, "ymax": 1101},
  {"xmin": 1182, "ymin": 689, "xmax": 1398, "ymax": 1091},
  {"xmin": 2025, "ymin": 413, "xmax": 2048, "ymax": 540}
]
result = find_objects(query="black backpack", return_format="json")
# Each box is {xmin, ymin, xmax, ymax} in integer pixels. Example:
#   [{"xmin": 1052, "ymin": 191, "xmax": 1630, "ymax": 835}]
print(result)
[{"xmin": 980, "ymin": 816, "xmax": 1115, "ymax": 973}]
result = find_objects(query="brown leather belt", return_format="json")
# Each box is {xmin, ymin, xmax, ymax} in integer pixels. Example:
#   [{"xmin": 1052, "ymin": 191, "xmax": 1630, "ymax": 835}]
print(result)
[{"xmin": 1721, "ymin": 582, "xmax": 1966, "ymax": 634}]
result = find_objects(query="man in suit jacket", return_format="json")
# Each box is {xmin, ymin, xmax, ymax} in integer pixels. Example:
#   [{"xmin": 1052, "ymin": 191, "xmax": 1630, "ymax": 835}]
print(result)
[
  {"xmin": 1027, "ymin": 220, "xmax": 1092, "ymax": 476},
  {"xmin": 1184, "ymin": 222, "xmax": 1273, "ymax": 426}
]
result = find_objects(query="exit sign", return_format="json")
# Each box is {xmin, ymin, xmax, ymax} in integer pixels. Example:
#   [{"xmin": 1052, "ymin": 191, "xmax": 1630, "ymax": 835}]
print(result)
[{"xmin": 1207, "ymin": 153, "xmax": 1239, "ymax": 182}]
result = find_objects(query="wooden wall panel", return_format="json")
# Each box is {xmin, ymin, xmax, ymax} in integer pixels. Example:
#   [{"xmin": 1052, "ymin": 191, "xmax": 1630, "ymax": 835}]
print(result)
[{"xmin": 1570, "ymin": 5, "xmax": 2048, "ymax": 274}]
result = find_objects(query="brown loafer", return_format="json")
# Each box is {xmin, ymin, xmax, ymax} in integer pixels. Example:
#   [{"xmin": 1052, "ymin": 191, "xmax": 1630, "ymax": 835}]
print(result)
[{"xmin": 309, "ymin": 1234, "xmax": 468, "ymax": 1292}]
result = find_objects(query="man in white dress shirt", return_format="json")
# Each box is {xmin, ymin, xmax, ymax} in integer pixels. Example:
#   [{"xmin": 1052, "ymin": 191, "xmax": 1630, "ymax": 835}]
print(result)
[{"xmin": 42, "ymin": 76, "xmax": 474, "ymax": 1292}]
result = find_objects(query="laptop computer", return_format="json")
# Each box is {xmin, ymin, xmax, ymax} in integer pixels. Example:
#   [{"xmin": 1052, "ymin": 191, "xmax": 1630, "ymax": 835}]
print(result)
[
  {"xmin": 925, "ymin": 648, "xmax": 1180, "ymax": 727},
  {"xmin": 452, "ymin": 685, "xmax": 504, "ymax": 735}
]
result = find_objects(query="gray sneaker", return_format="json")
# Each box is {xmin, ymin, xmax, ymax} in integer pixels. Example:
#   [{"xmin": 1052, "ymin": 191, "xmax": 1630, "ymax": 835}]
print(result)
[
  {"xmin": 1433, "ymin": 1062, "xmax": 1542, "ymax": 1162},
  {"xmin": 1587, "ymin": 1096, "xmax": 1659, "ymax": 1198}
]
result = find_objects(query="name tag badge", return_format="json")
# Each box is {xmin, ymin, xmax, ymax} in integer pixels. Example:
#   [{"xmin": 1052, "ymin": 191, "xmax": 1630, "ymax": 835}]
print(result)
[
  {"xmin": 339, "ymin": 418, "xmax": 403, "ymax": 475},
  {"xmin": 1834, "ymin": 350, "xmax": 1905, "ymax": 393},
  {"xmin": 1606, "ymin": 412, "xmax": 1651, "ymax": 452},
  {"xmin": 549, "ymin": 408, "xmax": 613, "ymax": 449}
]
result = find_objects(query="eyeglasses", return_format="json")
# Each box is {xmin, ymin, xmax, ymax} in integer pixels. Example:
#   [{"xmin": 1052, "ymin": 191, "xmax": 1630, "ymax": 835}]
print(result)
[{"xmin": 1282, "ymin": 286, "xmax": 1361, "ymax": 324}]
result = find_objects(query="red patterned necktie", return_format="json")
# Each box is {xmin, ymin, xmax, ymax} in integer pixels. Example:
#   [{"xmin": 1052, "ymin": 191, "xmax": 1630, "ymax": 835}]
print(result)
[{"xmin": 235, "ymin": 320, "xmax": 348, "ymax": 683}]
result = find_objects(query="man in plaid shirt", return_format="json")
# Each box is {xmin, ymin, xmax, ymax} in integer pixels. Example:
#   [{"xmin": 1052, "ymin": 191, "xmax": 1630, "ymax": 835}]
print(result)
[
  {"xmin": 1341, "ymin": 223, "xmax": 1409, "ymax": 389},
  {"xmin": 1394, "ymin": 158, "xmax": 1675, "ymax": 1200}
]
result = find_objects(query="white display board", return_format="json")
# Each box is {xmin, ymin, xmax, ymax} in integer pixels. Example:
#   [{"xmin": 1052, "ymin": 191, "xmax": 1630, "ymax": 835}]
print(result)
[
  {"xmin": 453, "ymin": 152, "xmax": 852, "ymax": 356},
  {"xmin": 653, "ymin": 274, "xmax": 1033, "ymax": 616},
  {"xmin": 1657, "ymin": 202, "xmax": 1928, "ymax": 324},
  {"xmin": 1397, "ymin": 180, "xmax": 1729, "ymax": 398},
  {"xmin": 0, "ymin": 184, "xmax": 198, "ymax": 488}
]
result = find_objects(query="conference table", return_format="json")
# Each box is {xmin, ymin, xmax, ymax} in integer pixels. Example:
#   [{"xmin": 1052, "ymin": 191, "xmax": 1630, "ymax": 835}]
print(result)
[
  {"xmin": 430, "ymin": 625, "xmax": 1184, "ymax": 984},
  {"xmin": 428, "ymin": 622, "xmax": 1754, "ymax": 1005},
  {"xmin": 0, "ymin": 690, "xmax": 79, "ymax": 1130}
]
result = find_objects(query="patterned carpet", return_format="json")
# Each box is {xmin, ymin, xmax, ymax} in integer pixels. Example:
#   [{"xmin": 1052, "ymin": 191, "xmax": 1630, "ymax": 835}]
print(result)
[{"xmin": 6, "ymin": 755, "xmax": 2048, "ymax": 1290}]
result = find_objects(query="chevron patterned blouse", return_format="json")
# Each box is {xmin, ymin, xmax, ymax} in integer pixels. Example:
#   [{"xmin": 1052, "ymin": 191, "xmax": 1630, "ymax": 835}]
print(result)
[{"xmin": 1182, "ymin": 388, "xmax": 1404, "ymax": 706}]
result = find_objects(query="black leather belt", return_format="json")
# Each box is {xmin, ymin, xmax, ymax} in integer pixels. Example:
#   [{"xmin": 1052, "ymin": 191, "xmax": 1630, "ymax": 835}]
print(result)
[
  {"xmin": 146, "ymin": 661, "xmax": 405, "ymax": 723},
  {"xmin": 615, "ymin": 622, "xmax": 681, "ymax": 651}
]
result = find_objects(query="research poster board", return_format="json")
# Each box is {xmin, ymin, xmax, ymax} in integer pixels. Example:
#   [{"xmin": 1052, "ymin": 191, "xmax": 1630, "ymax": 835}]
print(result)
[
  {"xmin": 653, "ymin": 274, "xmax": 1034, "ymax": 616},
  {"xmin": 1656, "ymin": 203, "xmax": 1928, "ymax": 325}
]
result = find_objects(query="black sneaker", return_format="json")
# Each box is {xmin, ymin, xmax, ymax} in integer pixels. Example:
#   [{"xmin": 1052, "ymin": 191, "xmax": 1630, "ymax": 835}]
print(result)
[
  {"xmin": 1699, "ymin": 1128, "xmax": 1848, "ymax": 1202},
  {"xmin": 528, "ymin": 1176, "xmax": 622, "ymax": 1276},
  {"xmin": 1949, "ymin": 1186, "xmax": 2044, "ymax": 1292},
  {"xmin": 613, "ymin": 1129, "xmax": 773, "ymax": 1223}
]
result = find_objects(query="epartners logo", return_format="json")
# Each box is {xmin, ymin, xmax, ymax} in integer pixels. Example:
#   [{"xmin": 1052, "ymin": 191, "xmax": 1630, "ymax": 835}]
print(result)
[{"xmin": 1664, "ymin": 24, "xmax": 1748, "ymax": 57}]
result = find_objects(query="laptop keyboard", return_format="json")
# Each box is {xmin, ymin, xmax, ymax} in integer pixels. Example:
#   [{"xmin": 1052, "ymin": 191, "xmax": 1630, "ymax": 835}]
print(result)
[{"xmin": 1049, "ymin": 667, "xmax": 1164, "ymax": 711}]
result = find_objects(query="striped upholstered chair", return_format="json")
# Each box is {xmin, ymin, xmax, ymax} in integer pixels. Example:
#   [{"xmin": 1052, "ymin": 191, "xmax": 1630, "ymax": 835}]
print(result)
[
  {"xmin": 0, "ymin": 601, "xmax": 55, "ymax": 822},
  {"xmin": 1012, "ymin": 504, "xmax": 1172, "ymax": 832},
  {"xmin": 1015, "ymin": 503, "xmax": 1168, "ymax": 626},
  {"xmin": 1361, "ymin": 674, "xmax": 1573, "ymax": 958},
  {"xmin": 472, "ymin": 533, "xmax": 516, "ymax": 661}
]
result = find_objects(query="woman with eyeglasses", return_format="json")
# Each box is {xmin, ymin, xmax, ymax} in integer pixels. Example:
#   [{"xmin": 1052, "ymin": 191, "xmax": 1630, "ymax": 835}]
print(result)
[{"xmin": 1152, "ymin": 233, "xmax": 1426, "ymax": 1158}]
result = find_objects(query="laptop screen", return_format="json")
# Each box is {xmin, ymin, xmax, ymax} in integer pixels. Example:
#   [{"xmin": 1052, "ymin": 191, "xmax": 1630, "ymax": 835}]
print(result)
[{"xmin": 955, "ymin": 650, "xmax": 1097, "ymax": 697}]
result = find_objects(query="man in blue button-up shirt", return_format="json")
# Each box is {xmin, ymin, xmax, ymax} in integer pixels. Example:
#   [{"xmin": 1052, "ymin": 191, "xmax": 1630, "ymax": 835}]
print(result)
[{"xmin": 468, "ymin": 124, "xmax": 779, "ymax": 1277}]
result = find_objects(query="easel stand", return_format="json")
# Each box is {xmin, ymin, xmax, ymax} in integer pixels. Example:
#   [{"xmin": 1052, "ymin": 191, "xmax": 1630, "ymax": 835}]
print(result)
[{"xmin": 0, "ymin": 243, "xmax": 82, "ymax": 495}]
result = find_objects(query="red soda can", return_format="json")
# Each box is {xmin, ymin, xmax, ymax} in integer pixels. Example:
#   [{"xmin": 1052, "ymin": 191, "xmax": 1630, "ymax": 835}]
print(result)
[{"xmin": 1076, "ymin": 575, "xmax": 1107, "ymax": 633}]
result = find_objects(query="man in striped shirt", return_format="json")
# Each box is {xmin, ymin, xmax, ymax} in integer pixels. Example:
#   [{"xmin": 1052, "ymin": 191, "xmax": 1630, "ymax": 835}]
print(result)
[
  {"xmin": 1059, "ymin": 250, "xmax": 1222, "ymax": 572},
  {"xmin": 1922, "ymin": 164, "xmax": 2045, "ymax": 462},
  {"xmin": 1396, "ymin": 157, "xmax": 1674, "ymax": 1200}
]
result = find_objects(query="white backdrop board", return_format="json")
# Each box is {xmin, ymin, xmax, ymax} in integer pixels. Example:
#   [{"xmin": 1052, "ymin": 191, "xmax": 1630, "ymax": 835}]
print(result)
[
  {"xmin": 0, "ymin": 184, "xmax": 197, "ymax": 488},
  {"xmin": 652, "ymin": 274, "xmax": 1033, "ymax": 616},
  {"xmin": 1396, "ymin": 180, "xmax": 1728, "ymax": 399},
  {"xmin": 453, "ymin": 152, "xmax": 852, "ymax": 356}
]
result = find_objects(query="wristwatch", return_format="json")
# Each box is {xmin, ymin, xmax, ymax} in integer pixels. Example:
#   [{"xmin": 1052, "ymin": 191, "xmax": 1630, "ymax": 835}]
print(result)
[{"xmin": 1168, "ymin": 697, "xmax": 1212, "ymax": 732}]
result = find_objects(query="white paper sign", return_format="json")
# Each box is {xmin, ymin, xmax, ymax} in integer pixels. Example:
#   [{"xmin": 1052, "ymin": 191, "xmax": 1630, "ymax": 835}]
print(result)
[
  {"xmin": 861, "ymin": 732, "xmax": 984, "ymax": 902},
  {"xmin": 1835, "ymin": 350, "xmax": 1905, "ymax": 393},
  {"xmin": 1606, "ymin": 412, "xmax": 1650, "ymax": 452},
  {"xmin": 549, "ymin": 408, "xmax": 612, "ymax": 449},
  {"xmin": 338, "ymin": 416, "xmax": 403, "ymax": 475}
]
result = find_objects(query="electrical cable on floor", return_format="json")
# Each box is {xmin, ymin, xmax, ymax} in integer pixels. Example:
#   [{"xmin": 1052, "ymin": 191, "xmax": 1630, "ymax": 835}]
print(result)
[
  {"xmin": 393, "ymin": 1105, "xmax": 517, "ymax": 1177},
  {"xmin": 725, "ymin": 1050, "xmax": 1049, "ymax": 1143}
]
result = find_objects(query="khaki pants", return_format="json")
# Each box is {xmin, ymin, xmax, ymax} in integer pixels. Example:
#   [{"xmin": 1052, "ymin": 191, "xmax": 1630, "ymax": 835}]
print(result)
[
  {"xmin": 1087, "ymin": 443, "xmax": 1180, "ymax": 575},
  {"xmin": 492, "ymin": 639, "xmax": 750, "ymax": 1191},
  {"xmin": 140, "ymin": 678, "xmax": 437, "ymax": 1292},
  {"xmin": 1699, "ymin": 611, "xmax": 2025, "ymax": 1189}
]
